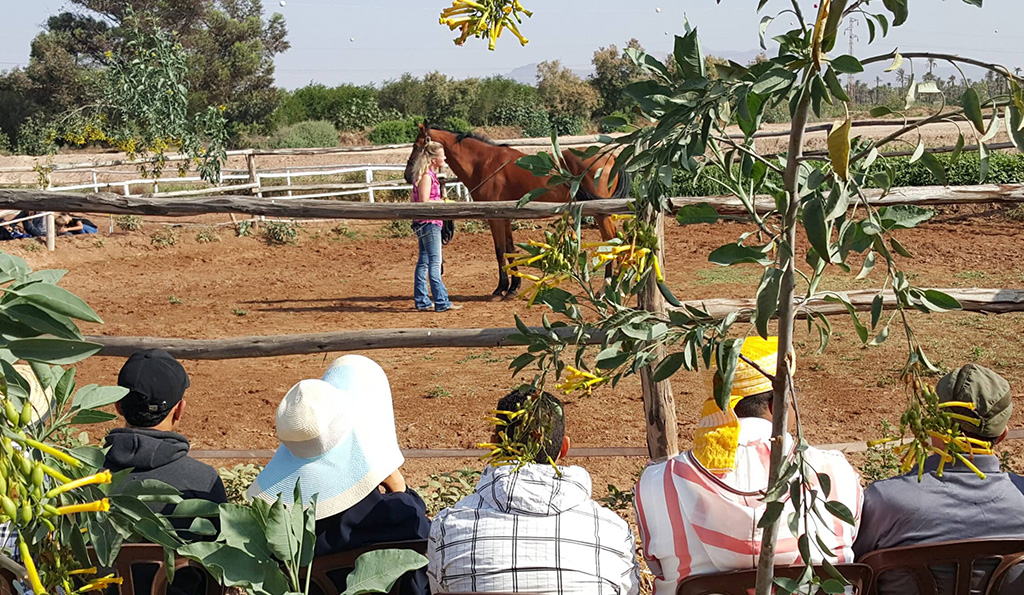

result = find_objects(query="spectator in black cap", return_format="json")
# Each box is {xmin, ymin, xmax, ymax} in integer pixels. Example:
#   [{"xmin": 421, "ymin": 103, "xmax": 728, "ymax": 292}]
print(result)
[{"xmin": 104, "ymin": 349, "xmax": 227, "ymax": 522}]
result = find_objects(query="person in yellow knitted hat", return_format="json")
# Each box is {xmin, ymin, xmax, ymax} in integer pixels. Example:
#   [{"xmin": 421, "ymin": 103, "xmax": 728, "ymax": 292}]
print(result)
[{"xmin": 633, "ymin": 336, "xmax": 863, "ymax": 593}]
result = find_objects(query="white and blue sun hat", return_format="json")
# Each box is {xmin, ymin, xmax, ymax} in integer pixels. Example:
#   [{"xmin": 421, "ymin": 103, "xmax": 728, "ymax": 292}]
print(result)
[{"xmin": 246, "ymin": 355, "xmax": 404, "ymax": 519}]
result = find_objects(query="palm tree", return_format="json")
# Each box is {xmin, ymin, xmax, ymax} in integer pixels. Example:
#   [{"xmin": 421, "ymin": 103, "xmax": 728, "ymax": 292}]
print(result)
[
  {"xmin": 895, "ymin": 68, "xmax": 907, "ymax": 88},
  {"xmin": 927, "ymin": 57, "xmax": 937, "ymax": 76}
]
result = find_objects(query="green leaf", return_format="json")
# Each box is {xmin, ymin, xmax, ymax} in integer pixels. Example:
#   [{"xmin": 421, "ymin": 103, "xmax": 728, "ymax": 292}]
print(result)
[
  {"xmin": 758, "ymin": 501, "xmax": 785, "ymax": 528},
  {"xmin": 871, "ymin": 294, "xmax": 884, "ymax": 329},
  {"xmin": 877, "ymin": 205, "xmax": 934, "ymax": 230},
  {"xmin": 675, "ymin": 203, "xmax": 719, "ymax": 226},
  {"xmin": 713, "ymin": 338, "xmax": 743, "ymax": 412},
  {"xmin": 823, "ymin": 67, "xmax": 850, "ymax": 103},
  {"xmin": 830, "ymin": 55, "xmax": 864, "ymax": 74},
  {"xmin": 219, "ymin": 503, "xmax": 273, "ymax": 559},
  {"xmin": 708, "ymin": 243, "xmax": 773, "ymax": 267},
  {"xmin": 0, "ymin": 253, "xmax": 29, "ymax": 279},
  {"xmin": 754, "ymin": 269, "xmax": 782, "ymax": 339},
  {"xmin": 516, "ymin": 187, "xmax": 549, "ymax": 208},
  {"xmin": 168, "ymin": 499, "xmax": 222, "ymax": 518},
  {"xmin": 882, "ymin": 0, "xmax": 909, "ymax": 26},
  {"xmin": 658, "ymin": 282, "xmax": 683, "ymax": 308},
  {"xmin": 5, "ymin": 282, "xmax": 102, "ymax": 323},
  {"xmin": 918, "ymin": 151, "xmax": 947, "ymax": 185},
  {"xmin": 773, "ymin": 577, "xmax": 801, "ymax": 594},
  {"xmin": 6, "ymin": 338, "xmax": 103, "ymax": 365},
  {"xmin": 802, "ymin": 197, "xmax": 832, "ymax": 264},
  {"xmin": 822, "ymin": 0, "xmax": 849, "ymax": 52},
  {"xmin": 889, "ymin": 237, "xmax": 913, "ymax": 258},
  {"xmin": 71, "ymin": 445, "xmax": 106, "ymax": 468},
  {"xmin": 922, "ymin": 290, "xmax": 963, "ymax": 312},
  {"xmin": 265, "ymin": 495, "xmax": 298, "ymax": 563},
  {"xmin": 751, "ymin": 68, "xmax": 796, "ymax": 95},
  {"xmin": 72, "ymin": 384, "xmax": 129, "ymax": 411},
  {"xmin": 4, "ymin": 302, "xmax": 83, "ymax": 340},
  {"xmin": 186, "ymin": 517, "xmax": 217, "ymax": 536},
  {"xmin": 822, "ymin": 579, "xmax": 847, "ymax": 594},
  {"xmin": 824, "ymin": 500, "xmax": 856, "ymax": 525},
  {"xmin": 652, "ymin": 352, "xmax": 685, "ymax": 382},
  {"xmin": 869, "ymin": 106, "xmax": 894, "ymax": 118},
  {"xmin": 855, "ymin": 251, "xmax": 876, "ymax": 280},
  {"xmin": 674, "ymin": 28, "xmax": 706, "ymax": 80},
  {"xmin": 70, "ymin": 409, "xmax": 118, "ymax": 425},
  {"xmin": 340, "ymin": 549, "xmax": 429, "ymax": 595},
  {"xmin": 962, "ymin": 88, "xmax": 985, "ymax": 134},
  {"xmin": 950, "ymin": 132, "xmax": 966, "ymax": 163}
]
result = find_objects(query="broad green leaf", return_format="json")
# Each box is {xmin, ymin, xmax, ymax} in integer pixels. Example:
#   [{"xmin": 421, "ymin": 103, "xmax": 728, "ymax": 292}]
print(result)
[
  {"xmin": 825, "ymin": 500, "xmax": 856, "ymax": 525},
  {"xmin": 909, "ymin": 138, "xmax": 925, "ymax": 163},
  {"xmin": 758, "ymin": 15, "xmax": 774, "ymax": 50},
  {"xmin": 827, "ymin": 116, "xmax": 852, "ymax": 181},
  {"xmin": 169, "ymin": 499, "xmax": 222, "ymax": 518},
  {"xmin": 713, "ymin": 338, "xmax": 743, "ymax": 412},
  {"xmin": 70, "ymin": 445, "xmax": 106, "ymax": 468},
  {"xmin": 855, "ymin": 251, "xmax": 876, "ymax": 280},
  {"xmin": 186, "ymin": 518, "xmax": 218, "ymax": 536},
  {"xmin": 871, "ymin": 294, "xmax": 884, "ymax": 329},
  {"xmin": 823, "ymin": 67, "xmax": 850, "ymax": 103},
  {"xmin": 950, "ymin": 133, "xmax": 965, "ymax": 163},
  {"xmin": 754, "ymin": 269, "xmax": 782, "ymax": 339},
  {"xmin": 652, "ymin": 352, "xmax": 685, "ymax": 382},
  {"xmin": 870, "ymin": 106, "xmax": 894, "ymax": 118},
  {"xmin": 877, "ymin": 205, "xmax": 934, "ymax": 230},
  {"xmin": 821, "ymin": 0, "xmax": 849, "ymax": 52},
  {"xmin": 265, "ymin": 496, "xmax": 298, "ymax": 563},
  {"xmin": 830, "ymin": 55, "xmax": 864, "ymax": 74},
  {"xmin": 922, "ymin": 290, "xmax": 963, "ymax": 311},
  {"xmin": 708, "ymin": 244, "xmax": 773, "ymax": 267},
  {"xmin": 22, "ymin": 270, "xmax": 67, "ymax": 285},
  {"xmin": 918, "ymin": 151, "xmax": 947, "ymax": 185},
  {"xmin": 890, "ymin": 237, "xmax": 913, "ymax": 258},
  {"xmin": 802, "ymin": 197, "xmax": 832, "ymax": 264},
  {"xmin": 962, "ymin": 88, "xmax": 985, "ymax": 134},
  {"xmin": 7, "ymin": 337, "xmax": 103, "ymax": 364},
  {"xmin": 752, "ymin": 69, "xmax": 797, "ymax": 95},
  {"xmin": 674, "ymin": 28, "xmax": 706, "ymax": 80},
  {"xmin": 0, "ymin": 360, "xmax": 30, "ymax": 404},
  {"xmin": 340, "ymin": 549, "xmax": 429, "ymax": 595},
  {"xmin": 219, "ymin": 504, "xmax": 274, "ymax": 559},
  {"xmin": 757, "ymin": 501, "xmax": 785, "ymax": 528},
  {"xmin": 658, "ymin": 282, "xmax": 683, "ymax": 307},
  {"xmin": 72, "ymin": 384, "xmax": 129, "ymax": 411},
  {"xmin": 70, "ymin": 409, "xmax": 118, "ymax": 425},
  {"xmin": 675, "ymin": 203, "xmax": 719, "ymax": 225},
  {"xmin": 5, "ymin": 283, "xmax": 103, "ymax": 323},
  {"xmin": 774, "ymin": 577, "xmax": 801, "ymax": 594},
  {"xmin": 882, "ymin": 0, "xmax": 909, "ymax": 26},
  {"xmin": 822, "ymin": 579, "xmax": 847, "ymax": 594},
  {"xmin": 1007, "ymin": 105, "xmax": 1024, "ymax": 151}
]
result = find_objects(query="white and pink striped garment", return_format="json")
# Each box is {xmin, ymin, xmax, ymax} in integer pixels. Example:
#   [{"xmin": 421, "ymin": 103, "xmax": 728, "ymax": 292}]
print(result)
[{"xmin": 634, "ymin": 418, "xmax": 864, "ymax": 595}]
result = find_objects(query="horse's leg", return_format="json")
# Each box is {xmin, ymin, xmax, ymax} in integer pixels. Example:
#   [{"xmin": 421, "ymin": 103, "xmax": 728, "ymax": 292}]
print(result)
[
  {"xmin": 595, "ymin": 214, "xmax": 618, "ymax": 281},
  {"xmin": 487, "ymin": 219, "xmax": 510, "ymax": 300},
  {"xmin": 503, "ymin": 219, "xmax": 521, "ymax": 299}
]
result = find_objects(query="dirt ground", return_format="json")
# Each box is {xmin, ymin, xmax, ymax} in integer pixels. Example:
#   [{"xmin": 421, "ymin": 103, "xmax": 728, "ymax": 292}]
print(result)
[{"xmin": 1, "ymin": 199, "xmax": 1022, "ymax": 498}]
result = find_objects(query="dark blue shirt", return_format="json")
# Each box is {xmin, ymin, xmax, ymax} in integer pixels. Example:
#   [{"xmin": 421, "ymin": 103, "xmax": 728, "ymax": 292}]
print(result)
[
  {"xmin": 853, "ymin": 455, "xmax": 1024, "ymax": 595},
  {"xmin": 315, "ymin": 487, "xmax": 430, "ymax": 595}
]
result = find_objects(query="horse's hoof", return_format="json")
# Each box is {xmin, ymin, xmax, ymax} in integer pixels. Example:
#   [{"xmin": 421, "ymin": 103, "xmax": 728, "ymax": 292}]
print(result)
[
  {"xmin": 490, "ymin": 293, "xmax": 505, "ymax": 302},
  {"xmin": 502, "ymin": 292, "xmax": 519, "ymax": 301}
]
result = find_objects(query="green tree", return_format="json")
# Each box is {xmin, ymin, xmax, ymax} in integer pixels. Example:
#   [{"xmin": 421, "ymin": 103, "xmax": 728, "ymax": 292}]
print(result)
[
  {"xmin": 469, "ymin": 76, "xmax": 538, "ymax": 125},
  {"xmin": 536, "ymin": 60, "xmax": 599, "ymax": 131},
  {"xmin": 423, "ymin": 72, "xmax": 479, "ymax": 126},
  {"xmin": 378, "ymin": 73, "xmax": 428, "ymax": 118},
  {"xmin": 590, "ymin": 39, "xmax": 646, "ymax": 117}
]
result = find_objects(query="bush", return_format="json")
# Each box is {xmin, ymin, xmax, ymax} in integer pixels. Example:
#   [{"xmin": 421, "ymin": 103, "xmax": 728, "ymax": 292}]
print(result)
[
  {"xmin": 270, "ymin": 120, "xmax": 338, "ymax": 149},
  {"xmin": 443, "ymin": 116, "xmax": 472, "ymax": 132},
  {"xmin": 599, "ymin": 110, "xmax": 633, "ymax": 133},
  {"xmin": 548, "ymin": 113, "xmax": 586, "ymax": 136},
  {"xmin": 264, "ymin": 221, "xmax": 300, "ymax": 245},
  {"xmin": 368, "ymin": 117, "xmax": 421, "ymax": 144},
  {"xmin": 150, "ymin": 227, "xmax": 177, "ymax": 247},
  {"xmin": 16, "ymin": 116, "xmax": 56, "ymax": 156},
  {"xmin": 281, "ymin": 84, "xmax": 398, "ymax": 131},
  {"xmin": 491, "ymin": 100, "xmax": 550, "ymax": 138},
  {"xmin": 115, "ymin": 215, "xmax": 143, "ymax": 232}
]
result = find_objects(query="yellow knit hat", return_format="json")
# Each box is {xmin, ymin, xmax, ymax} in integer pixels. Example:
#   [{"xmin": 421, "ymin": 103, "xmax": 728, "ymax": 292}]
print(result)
[{"xmin": 693, "ymin": 336, "xmax": 790, "ymax": 473}]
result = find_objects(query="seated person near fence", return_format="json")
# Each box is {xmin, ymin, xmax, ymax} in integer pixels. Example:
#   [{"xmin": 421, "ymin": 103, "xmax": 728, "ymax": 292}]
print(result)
[
  {"xmin": 853, "ymin": 364, "xmax": 1024, "ymax": 595},
  {"xmin": 247, "ymin": 355, "xmax": 429, "ymax": 595},
  {"xmin": 428, "ymin": 386, "xmax": 640, "ymax": 595},
  {"xmin": 0, "ymin": 211, "xmax": 29, "ymax": 241},
  {"xmin": 55, "ymin": 213, "xmax": 97, "ymax": 235},
  {"xmin": 17, "ymin": 212, "xmax": 46, "ymax": 238},
  {"xmin": 634, "ymin": 337, "xmax": 863, "ymax": 594}
]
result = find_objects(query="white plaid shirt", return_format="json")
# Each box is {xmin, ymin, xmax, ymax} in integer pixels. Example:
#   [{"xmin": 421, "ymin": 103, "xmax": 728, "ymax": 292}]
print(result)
[{"xmin": 428, "ymin": 464, "xmax": 640, "ymax": 595}]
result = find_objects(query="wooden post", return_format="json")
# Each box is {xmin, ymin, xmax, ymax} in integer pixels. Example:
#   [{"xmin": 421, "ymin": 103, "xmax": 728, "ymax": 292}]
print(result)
[
  {"xmin": 245, "ymin": 152, "xmax": 260, "ymax": 227},
  {"xmin": 45, "ymin": 213, "xmax": 55, "ymax": 252},
  {"xmin": 366, "ymin": 168, "xmax": 375, "ymax": 203},
  {"xmin": 637, "ymin": 210, "xmax": 679, "ymax": 461}
]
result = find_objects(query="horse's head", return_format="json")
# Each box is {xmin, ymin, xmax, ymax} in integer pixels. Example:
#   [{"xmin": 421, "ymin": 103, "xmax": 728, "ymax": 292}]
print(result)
[{"xmin": 404, "ymin": 121, "xmax": 432, "ymax": 184}]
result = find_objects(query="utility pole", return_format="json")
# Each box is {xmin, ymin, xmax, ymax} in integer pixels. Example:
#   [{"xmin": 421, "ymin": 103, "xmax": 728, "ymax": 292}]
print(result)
[
  {"xmin": 845, "ymin": 17, "xmax": 860, "ymax": 99},
  {"xmin": 875, "ymin": 75, "xmax": 882, "ymax": 103}
]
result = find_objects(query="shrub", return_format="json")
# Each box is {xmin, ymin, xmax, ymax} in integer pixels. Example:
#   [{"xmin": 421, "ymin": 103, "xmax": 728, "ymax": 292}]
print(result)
[
  {"xmin": 599, "ymin": 110, "xmax": 633, "ymax": 133},
  {"xmin": 264, "ymin": 220, "xmax": 300, "ymax": 245},
  {"xmin": 378, "ymin": 220, "xmax": 413, "ymax": 238},
  {"xmin": 219, "ymin": 463, "xmax": 265, "ymax": 505},
  {"xmin": 195, "ymin": 226, "xmax": 220, "ymax": 243},
  {"xmin": 419, "ymin": 468, "xmax": 481, "ymax": 516},
  {"xmin": 0, "ymin": 131, "xmax": 11, "ymax": 155},
  {"xmin": 548, "ymin": 113, "xmax": 587, "ymax": 136},
  {"xmin": 150, "ymin": 227, "xmax": 177, "ymax": 247},
  {"xmin": 443, "ymin": 116, "xmax": 472, "ymax": 132},
  {"xmin": 491, "ymin": 99, "xmax": 550, "ymax": 137},
  {"xmin": 368, "ymin": 117, "xmax": 422, "ymax": 144},
  {"xmin": 15, "ymin": 116, "xmax": 56, "ymax": 156},
  {"xmin": 282, "ymin": 83, "xmax": 399, "ymax": 131},
  {"xmin": 115, "ymin": 215, "xmax": 143, "ymax": 232},
  {"xmin": 270, "ymin": 120, "xmax": 338, "ymax": 149}
]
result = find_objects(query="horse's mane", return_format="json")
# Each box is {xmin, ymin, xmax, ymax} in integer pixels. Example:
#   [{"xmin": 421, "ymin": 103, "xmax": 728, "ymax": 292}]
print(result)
[{"xmin": 431, "ymin": 126, "xmax": 505, "ymax": 147}]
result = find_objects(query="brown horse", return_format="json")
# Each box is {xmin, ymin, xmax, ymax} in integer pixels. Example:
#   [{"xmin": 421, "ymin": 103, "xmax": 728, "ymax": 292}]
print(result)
[{"xmin": 404, "ymin": 123, "xmax": 630, "ymax": 299}]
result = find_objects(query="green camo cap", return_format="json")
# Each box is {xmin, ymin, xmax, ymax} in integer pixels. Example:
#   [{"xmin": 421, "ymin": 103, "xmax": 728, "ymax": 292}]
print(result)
[{"xmin": 936, "ymin": 364, "xmax": 1012, "ymax": 439}]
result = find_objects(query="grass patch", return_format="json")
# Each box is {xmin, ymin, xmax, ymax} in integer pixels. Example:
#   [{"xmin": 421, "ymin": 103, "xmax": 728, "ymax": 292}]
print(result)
[
  {"xmin": 1006, "ymin": 205, "xmax": 1024, "ymax": 222},
  {"xmin": 426, "ymin": 384, "xmax": 451, "ymax": 399},
  {"xmin": 693, "ymin": 267, "xmax": 763, "ymax": 286},
  {"xmin": 954, "ymin": 270, "xmax": 986, "ymax": 281},
  {"xmin": 150, "ymin": 227, "xmax": 177, "ymax": 247},
  {"xmin": 331, "ymin": 224, "xmax": 361, "ymax": 240},
  {"xmin": 115, "ymin": 215, "xmax": 143, "ymax": 232},
  {"xmin": 458, "ymin": 220, "xmax": 489, "ymax": 234},
  {"xmin": 168, "ymin": 295, "xmax": 183, "ymax": 305},
  {"xmin": 232, "ymin": 308, "xmax": 248, "ymax": 317}
]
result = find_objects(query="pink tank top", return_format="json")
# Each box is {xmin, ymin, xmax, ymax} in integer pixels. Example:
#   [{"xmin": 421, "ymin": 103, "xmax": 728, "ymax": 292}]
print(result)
[{"xmin": 412, "ymin": 169, "xmax": 443, "ymax": 227}]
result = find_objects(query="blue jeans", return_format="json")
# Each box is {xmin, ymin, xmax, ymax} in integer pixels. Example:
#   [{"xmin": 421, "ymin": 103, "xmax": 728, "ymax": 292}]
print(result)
[{"xmin": 413, "ymin": 222, "xmax": 451, "ymax": 311}]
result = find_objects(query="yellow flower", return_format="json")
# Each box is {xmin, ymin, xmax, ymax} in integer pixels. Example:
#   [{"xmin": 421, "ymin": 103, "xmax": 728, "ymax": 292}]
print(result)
[
  {"xmin": 79, "ymin": 575, "xmax": 123, "ymax": 593},
  {"xmin": 45, "ymin": 470, "xmax": 112, "ymax": 499},
  {"xmin": 555, "ymin": 366, "xmax": 606, "ymax": 395},
  {"xmin": 68, "ymin": 568, "xmax": 98, "ymax": 576},
  {"xmin": 18, "ymin": 536, "xmax": 45, "ymax": 595},
  {"xmin": 56, "ymin": 499, "xmax": 110, "ymax": 516}
]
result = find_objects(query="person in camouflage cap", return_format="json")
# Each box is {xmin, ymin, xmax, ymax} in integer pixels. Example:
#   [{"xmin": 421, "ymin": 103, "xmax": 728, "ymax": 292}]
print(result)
[{"xmin": 854, "ymin": 364, "xmax": 1024, "ymax": 595}]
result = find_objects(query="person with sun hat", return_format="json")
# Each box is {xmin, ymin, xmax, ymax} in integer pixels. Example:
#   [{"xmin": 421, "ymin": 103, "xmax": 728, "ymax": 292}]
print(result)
[
  {"xmin": 246, "ymin": 355, "xmax": 429, "ymax": 595},
  {"xmin": 633, "ymin": 336, "xmax": 863, "ymax": 594}
]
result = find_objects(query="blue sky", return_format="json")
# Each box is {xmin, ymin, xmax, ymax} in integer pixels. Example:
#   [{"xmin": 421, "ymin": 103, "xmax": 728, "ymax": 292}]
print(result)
[{"xmin": 1, "ymin": 0, "xmax": 1021, "ymax": 88}]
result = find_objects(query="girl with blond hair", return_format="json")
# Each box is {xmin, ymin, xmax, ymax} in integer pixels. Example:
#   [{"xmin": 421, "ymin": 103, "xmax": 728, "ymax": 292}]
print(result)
[{"xmin": 410, "ymin": 141, "xmax": 458, "ymax": 312}]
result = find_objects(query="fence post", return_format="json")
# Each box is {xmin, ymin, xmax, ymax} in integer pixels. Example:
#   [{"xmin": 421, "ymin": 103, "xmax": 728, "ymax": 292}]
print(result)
[
  {"xmin": 637, "ymin": 210, "xmax": 679, "ymax": 461},
  {"xmin": 286, "ymin": 168, "xmax": 293, "ymax": 198},
  {"xmin": 366, "ymin": 168, "xmax": 375, "ymax": 203},
  {"xmin": 246, "ymin": 152, "xmax": 263, "ymax": 224},
  {"xmin": 45, "ymin": 212, "xmax": 55, "ymax": 252}
]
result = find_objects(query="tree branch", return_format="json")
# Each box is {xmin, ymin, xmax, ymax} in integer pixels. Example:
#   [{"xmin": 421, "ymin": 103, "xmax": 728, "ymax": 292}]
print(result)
[{"xmin": 860, "ymin": 51, "xmax": 1024, "ymax": 84}]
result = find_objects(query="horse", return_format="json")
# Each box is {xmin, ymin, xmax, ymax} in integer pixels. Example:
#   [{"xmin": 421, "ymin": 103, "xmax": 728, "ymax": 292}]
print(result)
[{"xmin": 404, "ymin": 123, "xmax": 630, "ymax": 300}]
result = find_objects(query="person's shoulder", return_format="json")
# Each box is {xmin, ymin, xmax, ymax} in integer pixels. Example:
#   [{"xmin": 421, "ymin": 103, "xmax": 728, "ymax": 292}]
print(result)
[{"xmin": 174, "ymin": 454, "xmax": 223, "ymax": 484}]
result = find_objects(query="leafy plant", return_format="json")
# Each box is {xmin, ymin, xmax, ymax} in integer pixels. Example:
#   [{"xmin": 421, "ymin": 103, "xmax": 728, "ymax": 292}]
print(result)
[
  {"xmin": 263, "ymin": 221, "xmax": 300, "ymax": 246},
  {"xmin": 232, "ymin": 309, "xmax": 248, "ymax": 317},
  {"xmin": 368, "ymin": 118, "xmax": 422, "ymax": 145},
  {"xmin": 860, "ymin": 420, "xmax": 901, "ymax": 483},
  {"xmin": 168, "ymin": 295, "xmax": 183, "ymax": 305},
  {"xmin": 377, "ymin": 220, "xmax": 413, "ymax": 239},
  {"xmin": 270, "ymin": 120, "xmax": 339, "ymax": 149},
  {"xmin": 418, "ymin": 468, "xmax": 480, "ymax": 516},
  {"xmin": 114, "ymin": 215, "xmax": 143, "ymax": 232},
  {"xmin": 426, "ymin": 385, "xmax": 451, "ymax": 399},
  {"xmin": 457, "ymin": 220, "xmax": 488, "ymax": 234},
  {"xmin": 235, "ymin": 220, "xmax": 253, "ymax": 237},
  {"xmin": 195, "ymin": 227, "xmax": 220, "ymax": 243},
  {"xmin": 597, "ymin": 484, "xmax": 634, "ymax": 511},
  {"xmin": 219, "ymin": 464, "xmax": 264, "ymax": 505},
  {"xmin": 22, "ymin": 242, "xmax": 40, "ymax": 253},
  {"xmin": 150, "ymin": 227, "xmax": 177, "ymax": 248},
  {"xmin": 331, "ymin": 224, "xmax": 361, "ymax": 240}
]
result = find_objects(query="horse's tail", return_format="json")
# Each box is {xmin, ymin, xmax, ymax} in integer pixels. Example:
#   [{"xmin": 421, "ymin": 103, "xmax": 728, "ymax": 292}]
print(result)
[{"xmin": 576, "ymin": 169, "xmax": 632, "ymax": 201}]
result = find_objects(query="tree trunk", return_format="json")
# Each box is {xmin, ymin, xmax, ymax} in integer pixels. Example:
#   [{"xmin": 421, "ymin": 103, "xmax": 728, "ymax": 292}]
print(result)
[{"xmin": 754, "ymin": 87, "xmax": 812, "ymax": 595}]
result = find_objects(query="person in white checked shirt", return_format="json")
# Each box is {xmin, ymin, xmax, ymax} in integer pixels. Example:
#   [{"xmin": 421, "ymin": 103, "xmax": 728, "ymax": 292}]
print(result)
[
  {"xmin": 634, "ymin": 337, "xmax": 863, "ymax": 594},
  {"xmin": 428, "ymin": 387, "xmax": 640, "ymax": 594}
]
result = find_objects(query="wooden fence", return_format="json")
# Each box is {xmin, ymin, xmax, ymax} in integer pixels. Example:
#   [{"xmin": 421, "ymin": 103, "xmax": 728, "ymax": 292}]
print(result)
[{"xmin": 0, "ymin": 182, "xmax": 1021, "ymax": 460}]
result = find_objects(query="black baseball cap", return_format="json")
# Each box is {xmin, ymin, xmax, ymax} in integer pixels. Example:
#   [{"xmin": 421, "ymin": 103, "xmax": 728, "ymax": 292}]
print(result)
[{"xmin": 117, "ymin": 349, "xmax": 190, "ymax": 419}]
